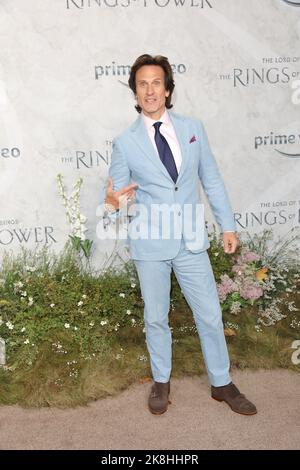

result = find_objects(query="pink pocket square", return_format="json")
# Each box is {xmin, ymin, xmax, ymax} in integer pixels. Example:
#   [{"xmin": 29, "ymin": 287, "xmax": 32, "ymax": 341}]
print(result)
[{"xmin": 189, "ymin": 135, "xmax": 197, "ymax": 143}]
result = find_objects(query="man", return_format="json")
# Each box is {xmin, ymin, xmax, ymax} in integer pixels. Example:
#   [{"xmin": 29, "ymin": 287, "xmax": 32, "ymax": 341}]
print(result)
[{"xmin": 104, "ymin": 54, "xmax": 257, "ymax": 416}]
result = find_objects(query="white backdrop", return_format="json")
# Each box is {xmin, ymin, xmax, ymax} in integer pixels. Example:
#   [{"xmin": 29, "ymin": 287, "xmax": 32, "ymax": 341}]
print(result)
[{"xmin": 0, "ymin": 0, "xmax": 300, "ymax": 267}]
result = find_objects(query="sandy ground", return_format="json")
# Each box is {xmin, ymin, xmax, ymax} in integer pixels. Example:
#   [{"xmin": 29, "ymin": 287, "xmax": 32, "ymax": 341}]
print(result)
[{"xmin": 0, "ymin": 369, "xmax": 299, "ymax": 450}]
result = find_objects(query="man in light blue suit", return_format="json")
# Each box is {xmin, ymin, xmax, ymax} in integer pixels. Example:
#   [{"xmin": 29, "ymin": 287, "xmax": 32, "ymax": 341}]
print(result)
[{"xmin": 105, "ymin": 54, "xmax": 257, "ymax": 416}]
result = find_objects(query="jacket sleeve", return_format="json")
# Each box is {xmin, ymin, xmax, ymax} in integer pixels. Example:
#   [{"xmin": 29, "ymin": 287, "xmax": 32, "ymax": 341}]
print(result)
[
  {"xmin": 99, "ymin": 137, "xmax": 131, "ymax": 222},
  {"xmin": 198, "ymin": 121, "xmax": 236, "ymax": 232},
  {"xmin": 109, "ymin": 138, "xmax": 131, "ymax": 191}
]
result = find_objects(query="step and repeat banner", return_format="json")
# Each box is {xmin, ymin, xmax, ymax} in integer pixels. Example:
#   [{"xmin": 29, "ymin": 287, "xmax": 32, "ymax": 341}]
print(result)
[{"xmin": 0, "ymin": 0, "xmax": 299, "ymax": 267}]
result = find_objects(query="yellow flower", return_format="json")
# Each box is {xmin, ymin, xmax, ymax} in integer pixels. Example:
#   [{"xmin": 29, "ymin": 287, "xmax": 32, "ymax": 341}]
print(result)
[{"xmin": 255, "ymin": 267, "xmax": 268, "ymax": 281}]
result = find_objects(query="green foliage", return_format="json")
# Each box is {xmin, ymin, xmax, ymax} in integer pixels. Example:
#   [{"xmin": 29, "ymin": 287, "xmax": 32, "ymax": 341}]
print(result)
[
  {"xmin": 0, "ymin": 249, "xmax": 143, "ymax": 372},
  {"xmin": 207, "ymin": 231, "xmax": 236, "ymax": 281},
  {"xmin": 0, "ymin": 230, "xmax": 299, "ymax": 407}
]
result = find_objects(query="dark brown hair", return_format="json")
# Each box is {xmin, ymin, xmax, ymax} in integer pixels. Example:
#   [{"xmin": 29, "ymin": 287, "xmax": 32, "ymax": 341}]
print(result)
[{"xmin": 128, "ymin": 54, "xmax": 175, "ymax": 113}]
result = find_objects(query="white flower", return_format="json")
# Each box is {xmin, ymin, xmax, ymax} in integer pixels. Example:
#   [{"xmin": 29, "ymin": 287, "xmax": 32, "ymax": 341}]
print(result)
[
  {"xmin": 230, "ymin": 301, "xmax": 242, "ymax": 315},
  {"xmin": 115, "ymin": 354, "xmax": 122, "ymax": 360},
  {"xmin": 131, "ymin": 318, "xmax": 136, "ymax": 324},
  {"xmin": 82, "ymin": 294, "xmax": 87, "ymax": 299},
  {"xmin": 28, "ymin": 297, "xmax": 34, "ymax": 306},
  {"xmin": 287, "ymin": 301, "xmax": 299, "ymax": 312},
  {"xmin": 73, "ymin": 219, "xmax": 81, "ymax": 229},
  {"xmin": 50, "ymin": 303, "xmax": 55, "ymax": 308},
  {"xmin": 100, "ymin": 320, "xmax": 108, "ymax": 326},
  {"xmin": 14, "ymin": 281, "xmax": 23, "ymax": 289},
  {"xmin": 214, "ymin": 252, "xmax": 219, "ymax": 257},
  {"xmin": 225, "ymin": 322, "xmax": 239, "ymax": 330},
  {"xmin": 26, "ymin": 266, "xmax": 36, "ymax": 273},
  {"xmin": 74, "ymin": 326, "xmax": 78, "ymax": 331},
  {"xmin": 24, "ymin": 339, "xmax": 29, "ymax": 344},
  {"xmin": 77, "ymin": 301, "xmax": 83, "ymax": 307},
  {"xmin": 6, "ymin": 321, "xmax": 14, "ymax": 330},
  {"xmin": 89, "ymin": 321, "xmax": 95, "ymax": 327},
  {"xmin": 64, "ymin": 323, "xmax": 70, "ymax": 329},
  {"xmin": 290, "ymin": 318, "xmax": 300, "ymax": 329},
  {"xmin": 21, "ymin": 291, "xmax": 27, "ymax": 297},
  {"xmin": 57, "ymin": 174, "xmax": 88, "ymax": 242},
  {"xmin": 131, "ymin": 283, "xmax": 136, "ymax": 288},
  {"xmin": 126, "ymin": 310, "xmax": 131, "ymax": 315},
  {"xmin": 21, "ymin": 327, "xmax": 26, "ymax": 332},
  {"xmin": 138, "ymin": 355, "xmax": 147, "ymax": 362},
  {"xmin": 258, "ymin": 298, "xmax": 286, "ymax": 326},
  {"xmin": 119, "ymin": 293, "xmax": 125, "ymax": 298}
]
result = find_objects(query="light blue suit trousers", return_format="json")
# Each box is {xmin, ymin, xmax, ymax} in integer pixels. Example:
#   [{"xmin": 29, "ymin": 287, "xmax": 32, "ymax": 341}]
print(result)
[{"xmin": 134, "ymin": 237, "xmax": 231, "ymax": 387}]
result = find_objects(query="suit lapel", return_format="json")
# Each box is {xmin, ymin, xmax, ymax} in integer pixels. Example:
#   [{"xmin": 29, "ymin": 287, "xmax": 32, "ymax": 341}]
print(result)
[{"xmin": 169, "ymin": 112, "xmax": 190, "ymax": 183}]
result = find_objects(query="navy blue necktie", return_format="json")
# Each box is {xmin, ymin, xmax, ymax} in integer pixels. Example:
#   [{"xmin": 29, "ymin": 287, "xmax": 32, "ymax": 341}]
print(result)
[{"xmin": 153, "ymin": 121, "xmax": 178, "ymax": 183}]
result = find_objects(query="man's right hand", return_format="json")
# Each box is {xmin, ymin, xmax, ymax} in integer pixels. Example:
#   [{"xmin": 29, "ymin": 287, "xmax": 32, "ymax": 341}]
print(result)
[{"xmin": 105, "ymin": 176, "xmax": 138, "ymax": 210}]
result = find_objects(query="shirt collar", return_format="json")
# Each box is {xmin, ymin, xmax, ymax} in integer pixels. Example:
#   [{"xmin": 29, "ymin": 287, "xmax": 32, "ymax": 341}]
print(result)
[{"xmin": 142, "ymin": 109, "xmax": 170, "ymax": 131}]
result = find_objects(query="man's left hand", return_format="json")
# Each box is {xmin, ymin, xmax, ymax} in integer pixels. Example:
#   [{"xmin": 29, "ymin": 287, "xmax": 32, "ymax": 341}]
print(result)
[{"xmin": 223, "ymin": 232, "xmax": 239, "ymax": 254}]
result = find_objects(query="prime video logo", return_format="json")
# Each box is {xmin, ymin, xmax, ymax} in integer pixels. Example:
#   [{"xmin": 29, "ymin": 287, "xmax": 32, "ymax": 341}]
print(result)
[
  {"xmin": 95, "ymin": 62, "xmax": 187, "ymax": 86},
  {"xmin": 282, "ymin": 0, "xmax": 300, "ymax": 6},
  {"xmin": 254, "ymin": 131, "xmax": 300, "ymax": 158}
]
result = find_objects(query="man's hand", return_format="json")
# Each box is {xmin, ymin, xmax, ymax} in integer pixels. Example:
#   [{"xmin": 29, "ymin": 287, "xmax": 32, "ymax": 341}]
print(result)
[
  {"xmin": 105, "ymin": 176, "xmax": 138, "ymax": 210},
  {"xmin": 223, "ymin": 232, "xmax": 239, "ymax": 254}
]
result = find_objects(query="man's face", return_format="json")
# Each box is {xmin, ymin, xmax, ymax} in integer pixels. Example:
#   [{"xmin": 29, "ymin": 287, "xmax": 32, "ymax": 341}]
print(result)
[{"xmin": 135, "ymin": 65, "xmax": 170, "ymax": 120}]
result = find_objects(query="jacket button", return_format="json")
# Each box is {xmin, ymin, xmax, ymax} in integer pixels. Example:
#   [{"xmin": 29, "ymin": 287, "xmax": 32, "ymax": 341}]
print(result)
[{"xmin": 175, "ymin": 187, "xmax": 178, "ymax": 191}]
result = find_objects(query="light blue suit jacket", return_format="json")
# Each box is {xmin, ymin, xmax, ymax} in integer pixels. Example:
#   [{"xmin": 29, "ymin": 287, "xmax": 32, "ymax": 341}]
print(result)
[{"xmin": 109, "ymin": 111, "xmax": 236, "ymax": 260}]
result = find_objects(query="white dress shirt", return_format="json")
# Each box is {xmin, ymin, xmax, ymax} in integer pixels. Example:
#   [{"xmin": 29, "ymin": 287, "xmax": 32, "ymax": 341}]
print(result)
[{"xmin": 142, "ymin": 110, "xmax": 182, "ymax": 173}]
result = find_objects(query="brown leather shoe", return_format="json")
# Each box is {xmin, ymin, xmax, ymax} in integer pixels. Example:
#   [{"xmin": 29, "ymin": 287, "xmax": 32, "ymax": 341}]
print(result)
[
  {"xmin": 148, "ymin": 381, "xmax": 171, "ymax": 415},
  {"xmin": 211, "ymin": 382, "xmax": 257, "ymax": 416}
]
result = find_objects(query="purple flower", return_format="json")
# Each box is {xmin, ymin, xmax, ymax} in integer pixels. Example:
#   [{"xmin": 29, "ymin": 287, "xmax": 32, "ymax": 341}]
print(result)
[
  {"xmin": 235, "ymin": 252, "xmax": 260, "ymax": 265},
  {"xmin": 232, "ymin": 264, "xmax": 245, "ymax": 275},
  {"xmin": 240, "ymin": 284, "xmax": 263, "ymax": 301},
  {"xmin": 189, "ymin": 135, "xmax": 197, "ymax": 143},
  {"xmin": 217, "ymin": 275, "xmax": 238, "ymax": 302},
  {"xmin": 242, "ymin": 251, "xmax": 261, "ymax": 263}
]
